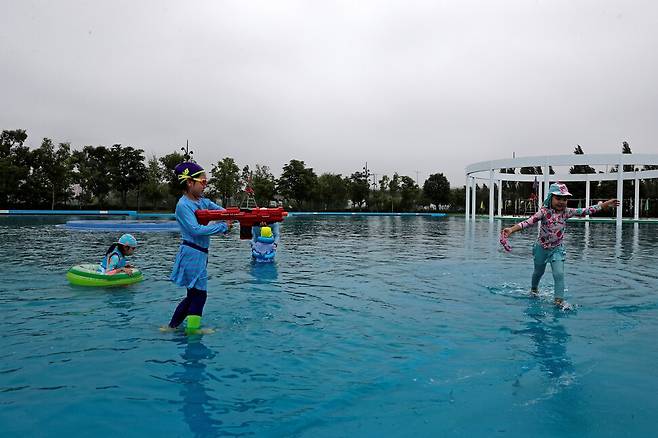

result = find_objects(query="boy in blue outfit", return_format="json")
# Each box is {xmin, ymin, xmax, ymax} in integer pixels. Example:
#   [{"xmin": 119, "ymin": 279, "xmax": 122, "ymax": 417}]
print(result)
[
  {"xmin": 251, "ymin": 225, "xmax": 277, "ymax": 262},
  {"xmin": 98, "ymin": 233, "xmax": 137, "ymax": 275},
  {"xmin": 164, "ymin": 162, "xmax": 231, "ymax": 334},
  {"xmin": 251, "ymin": 221, "xmax": 280, "ymax": 247}
]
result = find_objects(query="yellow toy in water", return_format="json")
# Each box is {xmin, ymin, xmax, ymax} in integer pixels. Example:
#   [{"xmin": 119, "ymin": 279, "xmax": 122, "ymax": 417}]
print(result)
[{"xmin": 67, "ymin": 264, "xmax": 144, "ymax": 287}]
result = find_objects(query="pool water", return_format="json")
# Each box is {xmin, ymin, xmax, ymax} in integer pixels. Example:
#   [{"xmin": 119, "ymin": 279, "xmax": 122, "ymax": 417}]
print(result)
[{"xmin": 1, "ymin": 216, "xmax": 657, "ymax": 437}]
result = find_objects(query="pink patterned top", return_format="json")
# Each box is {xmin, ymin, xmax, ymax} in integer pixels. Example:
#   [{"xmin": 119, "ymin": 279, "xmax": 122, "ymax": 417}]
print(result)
[{"xmin": 517, "ymin": 204, "xmax": 602, "ymax": 249}]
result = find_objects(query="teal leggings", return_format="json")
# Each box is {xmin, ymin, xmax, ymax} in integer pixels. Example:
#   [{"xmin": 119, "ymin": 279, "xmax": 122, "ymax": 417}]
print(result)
[{"xmin": 531, "ymin": 244, "xmax": 566, "ymax": 299}]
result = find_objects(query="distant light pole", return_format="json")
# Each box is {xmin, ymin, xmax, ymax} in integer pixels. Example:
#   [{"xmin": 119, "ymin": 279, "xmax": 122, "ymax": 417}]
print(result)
[
  {"xmin": 362, "ymin": 162, "xmax": 371, "ymax": 210},
  {"xmin": 181, "ymin": 140, "xmax": 194, "ymax": 162}
]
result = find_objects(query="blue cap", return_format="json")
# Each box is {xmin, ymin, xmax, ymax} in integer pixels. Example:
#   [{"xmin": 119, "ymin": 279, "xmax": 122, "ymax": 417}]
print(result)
[
  {"xmin": 118, "ymin": 234, "xmax": 137, "ymax": 247},
  {"xmin": 543, "ymin": 183, "xmax": 573, "ymax": 207}
]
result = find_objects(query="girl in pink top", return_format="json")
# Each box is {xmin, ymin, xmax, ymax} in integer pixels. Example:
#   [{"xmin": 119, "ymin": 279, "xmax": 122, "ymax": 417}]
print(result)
[{"xmin": 502, "ymin": 183, "xmax": 619, "ymax": 309}]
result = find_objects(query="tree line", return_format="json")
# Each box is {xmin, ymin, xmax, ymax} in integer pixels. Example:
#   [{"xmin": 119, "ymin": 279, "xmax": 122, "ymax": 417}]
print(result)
[
  {"xmin": 0, "ymin": 129, "xmax": 452, "ymax": 212},
  {"xmin": 2, "ymin": 129, "xmax": 657, "ymax": 216}
]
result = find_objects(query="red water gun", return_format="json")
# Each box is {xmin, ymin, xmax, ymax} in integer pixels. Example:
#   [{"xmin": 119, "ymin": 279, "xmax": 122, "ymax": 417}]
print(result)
[{"xmin": 195, "ymin": 207, "xmax": 288, "ymax": 239}]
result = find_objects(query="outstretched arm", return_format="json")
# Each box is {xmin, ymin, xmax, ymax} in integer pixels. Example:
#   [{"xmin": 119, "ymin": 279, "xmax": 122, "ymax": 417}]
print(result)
[
  {"xmin": 567, "ymin": 199, "xmax": 619, "ymax": 217},
  {"xmin": 503, "ymin": 209, "xmax": 544, "ymax": 237}
]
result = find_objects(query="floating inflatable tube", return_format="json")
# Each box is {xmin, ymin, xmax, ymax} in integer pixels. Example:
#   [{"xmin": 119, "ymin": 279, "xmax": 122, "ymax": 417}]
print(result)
[
  {"xmin": 67, "ymin": 264, "xmax": 144, "ymax": 287},
  {"xmin": 65, "ymin": 220, "xmax": 179, "ymax": 232},
  {"xmin": 252, "ymin": 251, "xmax": 276, "ymax": 263},
  {"xmin": 252, "ymin": 236, "xmax": 276, "ymax": 262}
]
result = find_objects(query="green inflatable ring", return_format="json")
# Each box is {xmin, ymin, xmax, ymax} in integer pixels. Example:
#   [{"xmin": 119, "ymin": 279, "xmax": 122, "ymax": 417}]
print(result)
[{"xmin": 66, "ymin": 264, "xmax": 144, "ymax": 287}]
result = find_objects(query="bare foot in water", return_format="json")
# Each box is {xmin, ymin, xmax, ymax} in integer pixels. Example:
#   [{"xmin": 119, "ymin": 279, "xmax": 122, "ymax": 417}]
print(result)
[
  {"xmin": 159, "ymin": 325, "xmax": 178, "ymax": 333},
  {"xmin": 530, "ymin": 288, "xmax": 539, "ymax": 297},
  {"xmin": 554, "ymin": 298, "xmax": 573, "ymax": 311}
]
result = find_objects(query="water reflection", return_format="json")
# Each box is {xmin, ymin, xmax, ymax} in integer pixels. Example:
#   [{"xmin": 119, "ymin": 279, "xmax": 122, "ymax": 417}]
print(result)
[
  {"xmin": 526, "ymin": 303, "xmax": 574, "ymax": 384},
  {"xmin": 169, "ymin": 337, "xmax": 222, "ymax": 437},
  {"xmin": 250, "ymin": 261, "xmax": 279, "ymax": 283},
  {"xmin": 464, "ymin": 219, "xmax": 475, "ymax": 253},
  {"xmin": 487, "ymin": 221, "xmax": 496, "ymax": 254},
  {"xmin": 103, "ymin": 287, "xmax": 137, "ymax": 326},
  {"xmin": 514, "ymin": 301, "xmax": 575, "ymax": 400}
]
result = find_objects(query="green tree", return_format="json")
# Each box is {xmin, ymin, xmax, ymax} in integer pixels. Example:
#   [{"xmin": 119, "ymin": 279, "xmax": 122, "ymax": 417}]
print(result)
[
  {"xmin": 240, "ymin": 165, "xmax": 251, "ymax": 191},
  {"xmin": 378, "ymin": 175, "xmax": 390, "ymax": 192},
  {"xmin": 423, "ymin": 173, "xmax": 450, "ymax": 207},
  {"xmin": 107, "ymin": 144, "xmax": 147, "ymax": 208},
  {"xmin": 389, "ymin": 173, "xmax": 402, "ymax": 211},
  {"xmin": 159, "ymin": 151, "xmax": 186, "ymax": 200},
  {"xmin": 277, "ymin": 159, "xmax": 317, "ymax": 209},
  {"xmin": 399, "ymin": 175, "xmax": 420, "ymax": 211},
  {"xmin": 252, "ymin": 164, "xmax": 276, "ymax": 206},
  {"xmin": 31, "ymin": 139, "xmax": 73, "ymax": 209},
  {"xmin": 236, "ymin": 164, "xmax": 256, "ymax": 207},
  {"xmin": 209, "ymin": 157, "xmax": 241, "ymax": 206},
  {"xmin": 349, "ymin": 170, "xmax": 370, "ymax": 210},
  {"xmin": 450, "ymin": 186, "xmax": 466, "ymax": 212},
  {"xmin": 622, "ymin": 141, "xmax": 633, "ymax": 171},
  {"xmin": 142, "ymin": 155, "xmax": 166, "ymax": 209},
  {"xmin": 71, "ymin": 146, "xmax": 111, "ymax": 207},
  {"xmin": 599, "ymin": 141, "xmax": 635, "ymax": 205},
  {"xmin": 621, "ymin": 141, "xmax": 637, "ymax": 205},
  {"xmin": 369, "ymin": 174, "xmax": 390, "ymax": 211},
  {"xmin": 568, "ymin": 145, "xmax": 596, "ymax": 199},
  {"xmin": 317, "ymin": 173, "xmax": 349, "ymax": 210},
  {"xmin": 570, "ymin": 145, "xmax": 596, "ymax": 174},
  {"xmin": 18, "ymin": 147, "xmax": 46, "ymax": 207},
  {"xmin": 0, "ymin": 129, "xmax": 29, "ymax": 207},
  {"xmin": 641, "ymin": 161, "xmax": 658, "ymax": 217}
]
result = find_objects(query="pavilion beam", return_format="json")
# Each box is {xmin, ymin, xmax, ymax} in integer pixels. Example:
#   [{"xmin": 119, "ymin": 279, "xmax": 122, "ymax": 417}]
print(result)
[
  {"xmin": 585, "ymin": 175, "xmax": 591, "ymax": 217},
  {"xmin": 634, "ymin": 171, "xmax": 640, "ymax": 221},
  {"xmin": 616, "ymin": 160, "xmax": 623, "ymax": 228},
  {"xmin": 543, "ymin": 162, "xmax": 550, "ymax": 200},
  {"xmin": 489, "ymin": 169, "xmax": 494, "ymax": 222},
  {"xmin": 471, "ymin": 177, "xmax": 477, "ymax": 220},
  {"xmin": 465, "ymin": 174, "xmax": 470, "ymax": 221},
  {"xmin": 497, "ymin": 179, "xmax": 502, "ymax": 217}
]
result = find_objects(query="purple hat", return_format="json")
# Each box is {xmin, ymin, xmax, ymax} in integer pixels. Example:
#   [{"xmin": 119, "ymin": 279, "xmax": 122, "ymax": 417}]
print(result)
[{"xmin": 174, "ymin": 162, "xmax": 205, "ymax": 184}]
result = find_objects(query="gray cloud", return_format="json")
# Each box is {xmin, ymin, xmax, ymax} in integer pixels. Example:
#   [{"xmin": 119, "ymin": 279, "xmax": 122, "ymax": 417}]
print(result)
[{"xmin": 2, "ymin": 0, "xmax": 657, "ymax": 185}]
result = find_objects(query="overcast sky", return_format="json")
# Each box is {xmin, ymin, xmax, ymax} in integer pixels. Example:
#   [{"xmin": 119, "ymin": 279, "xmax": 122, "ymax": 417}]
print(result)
[{"xmin": 1, "ymin": 0, "xmax": 657, "ymax": 185}]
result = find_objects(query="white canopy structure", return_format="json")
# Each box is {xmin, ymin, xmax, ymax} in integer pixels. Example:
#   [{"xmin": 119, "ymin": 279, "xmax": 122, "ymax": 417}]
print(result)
[{"xmin": 465, "ymin": 154, "xmax": 658, "ymax": 228}]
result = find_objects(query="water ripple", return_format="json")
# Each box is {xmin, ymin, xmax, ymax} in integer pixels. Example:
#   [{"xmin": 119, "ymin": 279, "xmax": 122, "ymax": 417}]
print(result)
[{"xmin": 1, "ymin": 216, "xmax": 657, "ymax": 436}]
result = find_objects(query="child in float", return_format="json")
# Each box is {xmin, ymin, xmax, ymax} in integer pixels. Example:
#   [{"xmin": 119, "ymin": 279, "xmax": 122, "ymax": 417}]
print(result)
[
  {"xmin": 98, "ymin": 233, "xmax": 137, "ymax": 275},
  {"xmin": 251, "ymin": 225, "xmax": 276, "ymax": 262},
  {"xmin": 251, "ymin": 221, "xmax": 280, "ymax": 248},
  {"xmin": 165, "ymin": 162, "xmax": 231, "ymax": 334},
  {"xmin": 502, "ymin": 182, "xmax": 619, "ymax": 310}
]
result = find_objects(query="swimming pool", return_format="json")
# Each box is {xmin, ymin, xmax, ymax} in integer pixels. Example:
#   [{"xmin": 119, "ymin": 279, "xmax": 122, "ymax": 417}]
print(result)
[{"xmin": 1, "ymin": 215, "xmax": 657, "ymax": 437}]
